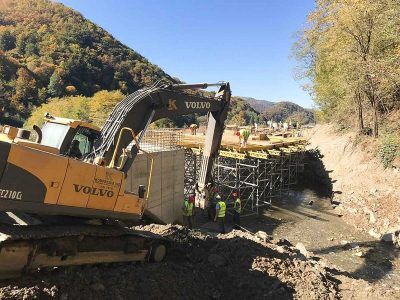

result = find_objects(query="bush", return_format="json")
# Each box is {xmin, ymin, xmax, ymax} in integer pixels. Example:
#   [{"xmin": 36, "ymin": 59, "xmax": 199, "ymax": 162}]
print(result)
[{"xmin": 378, "ymin": 135, "xmax": 400, "ymax": 168}]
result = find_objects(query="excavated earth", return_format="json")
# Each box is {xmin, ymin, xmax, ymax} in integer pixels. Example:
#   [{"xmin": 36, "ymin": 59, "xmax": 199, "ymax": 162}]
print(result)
[{"xmin": 0, "ymin": 224, "xmax": 344, "ymax": 300}]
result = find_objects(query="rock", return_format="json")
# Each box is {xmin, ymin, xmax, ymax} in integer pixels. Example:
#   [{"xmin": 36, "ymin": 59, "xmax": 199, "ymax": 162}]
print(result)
[
  {"xmin": 208, "ymin": 254, "xmax": 226, "ymax": 267},
  {"xmin": 368, "ymin": 211, "xmax": 376, "ymax": 224},
  {"xmin": 354, "ymin": 251, "xmax": 365, "ymax": 257},
  {"xmin": 295, "ymin": 242, "xmax": 310, "ymax": 259},
  {"xmin": 381, "ymin": 233, "xmax": 393, "ymax": 243},
  {"xmin": 329, "ymin": 237, "xmax": 334, "ymax": 241},
  {"xmin": 368, "ymin": 229, "xmax": 381, "ymax": 239},
  {"xmin": 256, "ymin": 231, "xmax": 270, "ymax": 242},
  {"xmin": 308, "ymin": 200, "xmax": 314, "ymax": 206},
  {"xmin": 90, "ymin": 282, "xmax": 105, "ymax": 292},
  {"xmin": 340, "ymin": 240, "xmax": 348, "ymax": 246},
  {"xmin": 275, "ymin": 246, "xmax": 287, "ymax": 254}
]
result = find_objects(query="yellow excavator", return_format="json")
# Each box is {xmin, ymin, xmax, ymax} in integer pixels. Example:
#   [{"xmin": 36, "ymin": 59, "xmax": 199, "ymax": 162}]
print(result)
[{"xmin": 0, "ymin": 81, "xmax": 231, "ymax": 278}]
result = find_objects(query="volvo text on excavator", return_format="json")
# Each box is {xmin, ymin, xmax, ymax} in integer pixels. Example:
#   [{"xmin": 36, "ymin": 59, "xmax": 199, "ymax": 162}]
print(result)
[{"xmin": 0, "ymin": 81, "xmax": 231, "ymax": 278}]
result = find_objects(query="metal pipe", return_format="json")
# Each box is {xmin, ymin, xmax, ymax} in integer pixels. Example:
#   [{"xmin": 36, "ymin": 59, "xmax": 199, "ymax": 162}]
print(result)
[{"xmin": 168, "ymin": 82, "xmax": 227, "ymax": 90}]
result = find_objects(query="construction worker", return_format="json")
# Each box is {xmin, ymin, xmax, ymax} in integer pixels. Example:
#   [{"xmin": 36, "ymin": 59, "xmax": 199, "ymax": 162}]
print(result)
[
  {"xmin": 69, "ymin": 140, "xmax": 83, "ymax": 159},
  {"xmin": 189, "ymin": 124, "xmax": 198, "ymax": 135},
  {"xmin": 239, "ymin": 128, "xmax": 250, "ymax": 147},
  {"xmin": 233, "ymin": 192, "xmax": 241, "ymax": 229},
  {"xmin": 214, "ymin": 195, "xmax": 226, "ymax": 234},
  {"xmin": 182, "ymin": 195, "xmax": 194, "ymax": 229}
]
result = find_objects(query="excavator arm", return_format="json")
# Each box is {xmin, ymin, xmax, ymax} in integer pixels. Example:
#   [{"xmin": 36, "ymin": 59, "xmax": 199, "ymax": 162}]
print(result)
[{"xmin": 90, "ymin": 81, "xmax": 231, "ymax": 208}]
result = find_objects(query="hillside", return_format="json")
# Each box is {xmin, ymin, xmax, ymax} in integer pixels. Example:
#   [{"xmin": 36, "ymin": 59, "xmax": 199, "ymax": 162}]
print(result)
[
  {"xmin": 0, "ymin": 0, "xmax": 313, "ymax": 129},
  {"xmin": 0, "ymin": 0, "xmax": 173, "ymax": 125},
  {"xmin": 240, "ymin": 96, "xmax": 314, "ymax": 125},
  {"xmin": 241, "ymin": 97, "xmax": 274, "ymax": 113},
  {"xmin": 262, "ymin": 101, "xmax": 314, "ymax": 124}
]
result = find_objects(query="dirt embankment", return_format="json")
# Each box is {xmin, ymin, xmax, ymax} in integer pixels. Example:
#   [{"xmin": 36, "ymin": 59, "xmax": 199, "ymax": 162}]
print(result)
[
  {"xmin": 303, "ymin": 125, "xmax": 400, "ymax": 246},
  {"xmin": 0, "ymin": 225, "xmax": 341, "ymax": 300}
]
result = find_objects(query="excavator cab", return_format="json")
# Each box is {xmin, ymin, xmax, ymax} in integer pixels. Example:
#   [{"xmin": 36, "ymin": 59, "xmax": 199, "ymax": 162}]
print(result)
[{"xmin": 37, "ymin": 114, "xmax": 101, "ymax": 159}]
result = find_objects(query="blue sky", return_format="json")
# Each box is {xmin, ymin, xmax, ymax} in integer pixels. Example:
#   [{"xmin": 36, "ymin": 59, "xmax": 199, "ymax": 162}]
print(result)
[{"xmin": 60, "ymin": 0, "xmax": 315, "ymax": 108}]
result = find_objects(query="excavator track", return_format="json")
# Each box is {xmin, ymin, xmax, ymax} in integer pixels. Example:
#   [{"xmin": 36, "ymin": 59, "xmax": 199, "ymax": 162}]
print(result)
[{"xmin": 0, "ymin": 221, "xmax": 168, "ymax": 279}]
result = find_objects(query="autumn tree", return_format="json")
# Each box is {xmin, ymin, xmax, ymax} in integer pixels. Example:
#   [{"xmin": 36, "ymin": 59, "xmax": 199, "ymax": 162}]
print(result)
[
  {"xmin": 11, "ymin": 68, "xmax": 38, "ymax": 116},
  {"xmin": 294, "ymin": 0, "xmax": 400, "ymax": 137}
]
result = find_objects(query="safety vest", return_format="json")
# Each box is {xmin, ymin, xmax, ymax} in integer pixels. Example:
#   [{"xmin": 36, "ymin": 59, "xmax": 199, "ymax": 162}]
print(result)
[
  {"xmin": 217, "ymin": 201, "xmax": 226, "ymax": 218},
  {"xmin": 183, "ymin": 200, "xmax": 193, "ymax": 216},
  {"xmin": 234, "ymin": 198, "xmax": 241, "ymax": 213},
  {"xmin": 239, "ymin": 129, "xmax": 250, "ymax": 139}
]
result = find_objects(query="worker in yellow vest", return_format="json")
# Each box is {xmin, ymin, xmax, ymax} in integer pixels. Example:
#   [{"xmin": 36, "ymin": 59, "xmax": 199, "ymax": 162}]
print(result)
[
  {"xmin": 232, "ymin": 192, "xmax": 241, "ymax": 229},
  {"xmin": 239, "ymin": 128, "xmax": 250, "ymax": 147},
  {"xmin": 214, "ymin": 195, "xmax": 226, "ymax": 234},
  {"xmin": 182, "ymin": 195, "xmax": 194, "ymax": 229}
]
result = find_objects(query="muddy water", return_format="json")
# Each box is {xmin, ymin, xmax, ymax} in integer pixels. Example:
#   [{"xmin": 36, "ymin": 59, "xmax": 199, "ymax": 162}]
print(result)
[{"xmin": 242, "ymin": 188, "xmax": 400, "ymax": 291}]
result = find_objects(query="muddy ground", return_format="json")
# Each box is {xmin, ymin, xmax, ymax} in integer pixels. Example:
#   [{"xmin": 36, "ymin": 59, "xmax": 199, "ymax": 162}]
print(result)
[{"xmin": 0, "ymin": 218, "xmax": 397, "ymax": 299}]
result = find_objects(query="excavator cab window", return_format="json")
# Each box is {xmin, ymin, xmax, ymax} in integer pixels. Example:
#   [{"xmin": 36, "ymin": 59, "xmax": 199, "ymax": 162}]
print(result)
[
  {"xmin": 66, "ymin": 126, "xmax": 99, "ymax": 159},
  {"xmin": 40, "ymin": 122, "xmax": 70, "ymax": 149}
]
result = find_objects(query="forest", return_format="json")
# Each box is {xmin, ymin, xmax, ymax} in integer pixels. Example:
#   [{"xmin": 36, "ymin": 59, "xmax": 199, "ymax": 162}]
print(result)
[
  {"xmin": 0, "ymin": 0, "xmax": 312, "ymax": 130},
  {"xmin": 0, "ymin": 0, "xmax": 172, "ymax": 125},
  {"xmin": 294, "ymin": 0, "xmax": 400, "ymax": 166}
]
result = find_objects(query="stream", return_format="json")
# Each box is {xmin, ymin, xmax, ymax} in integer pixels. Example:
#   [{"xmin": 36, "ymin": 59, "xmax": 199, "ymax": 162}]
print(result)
[{"xmin": 243, "ymin": 188, "xmax": 400, "ymax": 291}]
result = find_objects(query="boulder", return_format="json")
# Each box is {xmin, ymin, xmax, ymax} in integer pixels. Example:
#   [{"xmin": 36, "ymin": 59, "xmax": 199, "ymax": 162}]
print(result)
[
  {"xmin": 295, "ymin": 242, "xmax": 310, "ymax": 259},
  {"xmin": 381, "ymin": 233, "xmax": 393, "ymax": 243}
]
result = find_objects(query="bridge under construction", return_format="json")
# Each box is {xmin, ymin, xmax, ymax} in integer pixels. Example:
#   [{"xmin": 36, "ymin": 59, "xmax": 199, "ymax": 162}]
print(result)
[{"xmin": 142, "ymin": 130, "xmax": 307, "ymax": 217}]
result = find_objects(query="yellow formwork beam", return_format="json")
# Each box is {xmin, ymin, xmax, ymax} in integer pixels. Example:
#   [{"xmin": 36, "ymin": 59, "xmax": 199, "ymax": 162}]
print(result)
[
  {"xmin": 268, "ymin": 149, "xmax": 282, "ymax": 156},
  {"xmin": 248, "ymin": 151, "xmax": 269, "ymax": 159},
  {"xmin": 191, "ymin": 148, "xmax": 202, "ymax": 155},
  {"xmin": 219, "ymin": 150, "xmax": 246, "ymax": 160}
]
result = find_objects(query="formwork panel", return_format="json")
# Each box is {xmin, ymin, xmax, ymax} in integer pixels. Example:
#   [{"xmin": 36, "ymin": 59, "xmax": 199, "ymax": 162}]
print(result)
[{"xmin": 126, "ymin": 149, "xmax": 184, "ymax": 224}]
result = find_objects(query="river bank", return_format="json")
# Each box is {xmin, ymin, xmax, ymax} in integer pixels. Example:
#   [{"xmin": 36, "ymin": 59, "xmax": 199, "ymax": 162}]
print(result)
[{"xmin": 303, "ymin": 124, "xmax": 400, "ymax": 247}]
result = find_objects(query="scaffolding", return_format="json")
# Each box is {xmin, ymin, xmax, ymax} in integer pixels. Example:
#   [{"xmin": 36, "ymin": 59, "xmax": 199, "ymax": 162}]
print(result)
[
  {"xmin": 184, "ymin": 148, "xmax": 202, "ymax": 197},
  {"xmin": 183, "ymin": 144, "xmax": 306, "ymax": 216},
  {"xmin": 140, "ymin": 129, "xmax": 182, "ymax": 152}
]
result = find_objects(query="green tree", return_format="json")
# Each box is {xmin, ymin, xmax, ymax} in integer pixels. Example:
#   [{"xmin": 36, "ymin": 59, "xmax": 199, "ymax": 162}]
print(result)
[
  {"xmin": 47, "ymin": 71, "xmax": 64, "ymax": 97},
  {"xmin": 0, "ymin": 30, "xmax": 16, "ymax": 51}
]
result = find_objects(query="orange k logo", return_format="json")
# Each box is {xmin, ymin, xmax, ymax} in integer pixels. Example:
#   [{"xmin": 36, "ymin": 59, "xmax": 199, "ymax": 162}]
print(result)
[{"xmin": 167, "ymin": 99, "xmax": 178, "ymax": 111}]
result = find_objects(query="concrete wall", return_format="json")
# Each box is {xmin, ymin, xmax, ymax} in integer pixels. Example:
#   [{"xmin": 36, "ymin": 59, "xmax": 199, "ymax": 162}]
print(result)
[{"xmin": 126, "ymin": 149, "xmax": 184, "ymax": 224}]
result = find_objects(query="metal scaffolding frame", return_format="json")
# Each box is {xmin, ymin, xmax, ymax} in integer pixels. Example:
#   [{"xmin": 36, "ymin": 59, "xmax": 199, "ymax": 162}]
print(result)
[
  {"xmin": 184, "ymin": 148, "xmax": 202, "ymax": 197},
  {"xmin": 183, "ymin": 147, "xmax": 306, "ymax": 217}
]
